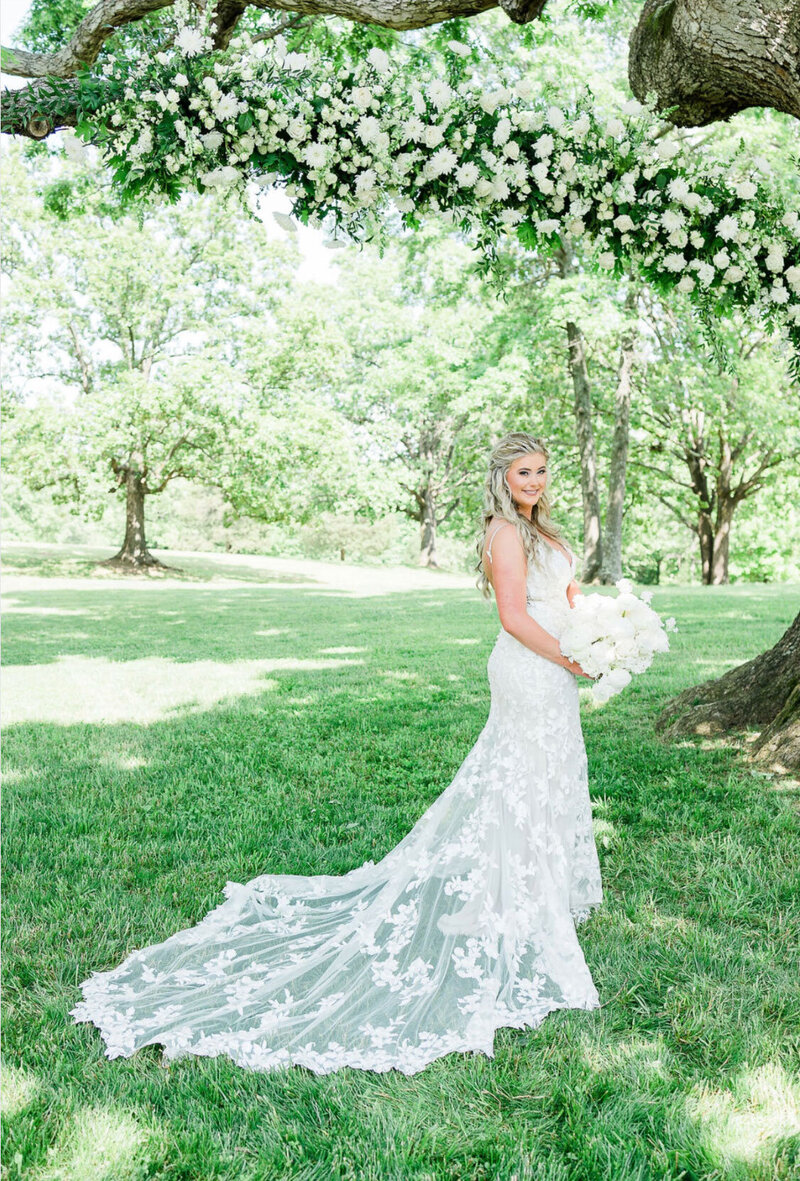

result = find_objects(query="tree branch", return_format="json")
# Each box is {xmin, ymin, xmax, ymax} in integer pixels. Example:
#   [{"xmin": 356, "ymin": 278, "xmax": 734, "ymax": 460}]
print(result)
[
  {"xmin": 653, "ymin": 491, "xmax": 696, "ymax": 533},
  {"xmin": 629, "ymin": 0, "xmax": 800, "ymax": 127},
  {"xmin": 1, "ymin": 0, "xmax": 174, "ymax": 78}
]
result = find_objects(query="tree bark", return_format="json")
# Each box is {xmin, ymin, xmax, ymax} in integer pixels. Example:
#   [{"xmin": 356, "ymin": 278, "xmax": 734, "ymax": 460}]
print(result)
[
  {"xmin": 629, "ymin": 0, "xmax": 800, "ymax": 127},
  {"xmin": 101, "ymin": 468, "xmax": 166, "ymax": 570},
  {"xmin": 600, "ymin": 286, "xmax": 637, "ymax": 585},
  {"xmin": 419, "ymin": 488, "xmax": 439, "ymax": 567},
  {"xmin": 750, "ymin": 681, "xmax": 800, "ymax": 774},
  {"xmin": 656, "ymin": 612, "xmax": 800, "ymax": 773}
]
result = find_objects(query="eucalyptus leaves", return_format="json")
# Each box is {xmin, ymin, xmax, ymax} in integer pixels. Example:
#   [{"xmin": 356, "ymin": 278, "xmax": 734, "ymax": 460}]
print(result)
[{"xmin": 76, "ymin": 1, "xmax": 800, "ymax": 367}]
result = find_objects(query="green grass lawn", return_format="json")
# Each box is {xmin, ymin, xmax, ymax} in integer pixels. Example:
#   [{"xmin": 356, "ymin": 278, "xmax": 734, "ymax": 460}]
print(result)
[{"xmin": 3, "ymin": 548, "xmax": 799, "ymax": 1181}]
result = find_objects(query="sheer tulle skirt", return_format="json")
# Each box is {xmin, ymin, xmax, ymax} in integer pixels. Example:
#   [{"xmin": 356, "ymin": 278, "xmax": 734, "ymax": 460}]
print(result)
[{"xmin": 70, "ymin": 602, "xmax": 604, "ymax": 1076}]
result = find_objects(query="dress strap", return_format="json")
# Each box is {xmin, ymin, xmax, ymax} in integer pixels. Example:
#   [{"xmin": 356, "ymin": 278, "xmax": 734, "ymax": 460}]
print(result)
[{"xmin": 486, "ymin": 522, "xmax": 511, "ymax": 564}]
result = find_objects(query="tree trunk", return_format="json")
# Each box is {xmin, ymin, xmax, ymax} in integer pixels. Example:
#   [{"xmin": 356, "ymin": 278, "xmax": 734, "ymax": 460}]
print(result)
[
  {"xmin": 101, "ymin": 469, "xmax": 167, "ymax": 571},
  {"xmin": 656, "ymin": 612, "xmax": 800, "ymax": 773},
  {"xmin": 750, "ymin": 681, "xmax": 800, "ymax": 775},
  {"xmin": 600, "ymin": 287, "xmax": 637, "ymax": 585},
  {"xmin": 710, "ymin": 498, "xmax": 735, "ymax": 585},
  {"xmin": 419, "ymin": 489, "xmax": 439, "ymax": 568},
  {"xmin": 566, "ymin": 320, "xmax": 604, "ymax": 582},
  {"xmin": 629, "ymin": 0, "xmax": 800, "ymax": 127},
  {"xmin": 697, "ymin": 508, "xmax": 714, "ymax": 584},
  {"xmin": 557, "ymin": 243, "xmax": 603, "ymax": 582}
]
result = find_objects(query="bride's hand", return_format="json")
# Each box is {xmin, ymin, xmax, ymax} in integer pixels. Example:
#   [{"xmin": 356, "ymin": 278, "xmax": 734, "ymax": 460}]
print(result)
[
  {"xmin": 566, "ymin": 580, "xmax": 582, "ymax": 609},
  {"xmin": 564, "ymin": 657, "xmax": 596, "ymax": 679}
]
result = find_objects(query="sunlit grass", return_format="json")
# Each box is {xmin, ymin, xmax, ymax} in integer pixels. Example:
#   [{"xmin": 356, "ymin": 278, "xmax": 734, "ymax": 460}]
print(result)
[
  {"xmin": 3, "ymin": 546, "xmax": 799, "ymax": 1180},
  {"xmin": 3, "ymin": 654, "xmax": 362, "ymax": 725}
]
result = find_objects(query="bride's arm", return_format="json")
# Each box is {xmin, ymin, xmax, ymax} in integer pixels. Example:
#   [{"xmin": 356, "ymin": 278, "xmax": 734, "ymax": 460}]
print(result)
[
  {"xmin": 566, "ymin": 578, "xmax": 583, "ymax": 609},
  {"xmin": 488, "ymin": 528, "xmax": 585, "ymax": 675}
]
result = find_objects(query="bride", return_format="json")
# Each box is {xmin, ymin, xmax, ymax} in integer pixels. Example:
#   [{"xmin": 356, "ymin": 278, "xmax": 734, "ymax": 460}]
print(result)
[{"xmin": 71, "ymin": 432, "xmax": 604, "ymax": 1076}]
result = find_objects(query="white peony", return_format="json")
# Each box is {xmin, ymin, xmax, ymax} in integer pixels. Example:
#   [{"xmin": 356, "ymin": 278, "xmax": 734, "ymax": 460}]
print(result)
[
  {"xmin": 356, "ymin": 116, "xmax": 382, "ymax": 145},
  {"xmin": 723, "ymin": 265, "xmax": 746, "ymax": 284},
  {"xmin": 560, "ymin": 583, "xmax": 673, "ymax": 702},
  {"xmin": 734, "ymin": 180, "xmax": 757, "ymax": 200},
  {"xmin": 614, "ymin": 214, "xmax": 635, "ymax": 233},
  {"xmin": 200, "ymin": 130, "xmax": 224, "ymax": 151},
  {"xmin": 656, "ymin": 139, "xmax": 680, "ymax": 160},
  {"xmin": 493, "ymin": 118, "xmax": 511, "ymax": 146},
  {"xmin": 663, "ymin": 252, "xmax": 687, "ymax": 272},
  {"xmin": 200, "ymin": 166, "xmax": 239, "ymax": 189},
  {"xmin": 422, "ymin": 124, "xmax": 445, "ymax": 149},
  {"xmin": 351, "ymin": 86, "xmax": 374, "ymax": 112},
  {"xmin": 366, "ymin": 47, "xmax": 390, "ymax": 74},
  {"xmin": 479, "ymin": 90, "xmax": 507, "ymax": 115}
]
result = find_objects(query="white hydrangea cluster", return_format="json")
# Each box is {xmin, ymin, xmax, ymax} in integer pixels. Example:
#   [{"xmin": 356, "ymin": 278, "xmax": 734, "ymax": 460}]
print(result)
[
  {"xmin": 559, "ymin": 579, "xmax": 677, "ymax": 704},
  {"xmin": 86, "ymin": 5, "xmax": 800, "ymax": 362}
]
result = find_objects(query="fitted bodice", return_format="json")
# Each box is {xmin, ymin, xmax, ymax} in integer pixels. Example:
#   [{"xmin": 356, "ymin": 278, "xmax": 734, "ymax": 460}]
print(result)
[{"xmin": 525, "ymin": 540, "xmax": 576, "ymax": 604}]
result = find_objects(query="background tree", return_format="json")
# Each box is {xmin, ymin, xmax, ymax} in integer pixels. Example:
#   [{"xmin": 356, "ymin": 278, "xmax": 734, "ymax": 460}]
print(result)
[
  {"xmin": 634, "ymin": 296, "xmax": 800, "ymax": 585},
  {"xmin": 1, "ymin": 147, "xmax": 367, "ymax": 567}
]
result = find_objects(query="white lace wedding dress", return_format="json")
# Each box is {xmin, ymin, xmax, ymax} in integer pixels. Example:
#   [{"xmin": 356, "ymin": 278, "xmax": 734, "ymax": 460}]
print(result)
[{"xmin": 70, "ymin": 537, "xmax": 604, "ymax": 1076}]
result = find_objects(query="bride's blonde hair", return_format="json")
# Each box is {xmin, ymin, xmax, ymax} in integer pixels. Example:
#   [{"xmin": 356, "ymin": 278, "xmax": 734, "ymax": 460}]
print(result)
[{"xmin": 475, "ymin": 432, "xmax": 570, "ymax": 600}]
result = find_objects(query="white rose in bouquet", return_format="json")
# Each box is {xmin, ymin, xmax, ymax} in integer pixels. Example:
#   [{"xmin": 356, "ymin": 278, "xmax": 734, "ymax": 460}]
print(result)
[{"xmin": 559, "ymin": 578, "xmax": 677, "ymax": 702}]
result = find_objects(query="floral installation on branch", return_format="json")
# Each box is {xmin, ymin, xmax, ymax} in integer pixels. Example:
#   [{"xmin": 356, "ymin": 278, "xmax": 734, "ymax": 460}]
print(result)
[
  {"xmin": 559, "ymin": 579, "xmax": 677, "ymax": 704},
  {"xmin": 70, "ymin": 1, "xmax": 800, "ymax": 370}
]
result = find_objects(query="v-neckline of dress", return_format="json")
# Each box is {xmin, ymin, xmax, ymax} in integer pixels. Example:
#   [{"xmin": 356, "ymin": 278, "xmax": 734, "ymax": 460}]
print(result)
[{"xmin": 539, "ymin": 538, "xmax": 573, "ymax": 570}]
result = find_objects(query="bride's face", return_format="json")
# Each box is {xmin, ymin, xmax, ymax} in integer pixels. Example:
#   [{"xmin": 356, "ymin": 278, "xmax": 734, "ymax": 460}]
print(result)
[{"xmin": 506, "ymin": 452, "xmax": 548, "ymax": 514}]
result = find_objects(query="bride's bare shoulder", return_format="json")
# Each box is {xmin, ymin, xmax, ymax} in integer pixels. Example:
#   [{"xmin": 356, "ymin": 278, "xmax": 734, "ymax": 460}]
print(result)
[{"xmin": 483, "ymin": 518, "xmax": 523, "ymax": 562}]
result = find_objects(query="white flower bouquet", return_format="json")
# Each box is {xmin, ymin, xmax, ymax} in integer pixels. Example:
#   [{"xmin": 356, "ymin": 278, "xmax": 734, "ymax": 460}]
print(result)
[{"xmin": 559, "ymin": 578, "xmax": 677, "ymax": 703}]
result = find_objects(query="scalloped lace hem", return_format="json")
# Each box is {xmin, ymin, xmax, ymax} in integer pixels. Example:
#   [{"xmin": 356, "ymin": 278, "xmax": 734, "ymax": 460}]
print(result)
[{"xmin": 69, "ymin": 989, "xmax": 602, "ymax": 1077}]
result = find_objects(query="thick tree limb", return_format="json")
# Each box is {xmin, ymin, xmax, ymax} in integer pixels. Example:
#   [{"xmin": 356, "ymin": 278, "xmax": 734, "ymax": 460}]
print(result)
[
  {"xmin": 246, "ymin": 0, "xmax": 496, "ymax": 29},
  {"xmin": 629, "ymin": 0, "xmax": 800, "ymax": 127},
  {"xmin": 0, "ymin": 0, "xmax": 503, "ymax": 85},
  {"xmin": 1, "ymin": 0, "xmax": 174, "ymax": 77}
]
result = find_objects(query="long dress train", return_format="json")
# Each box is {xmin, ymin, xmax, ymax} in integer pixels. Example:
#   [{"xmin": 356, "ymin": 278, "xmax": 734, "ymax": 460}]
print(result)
[{"xmin": 70, "ymin": 542, "xmax": 604, "ymax": 1076}]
